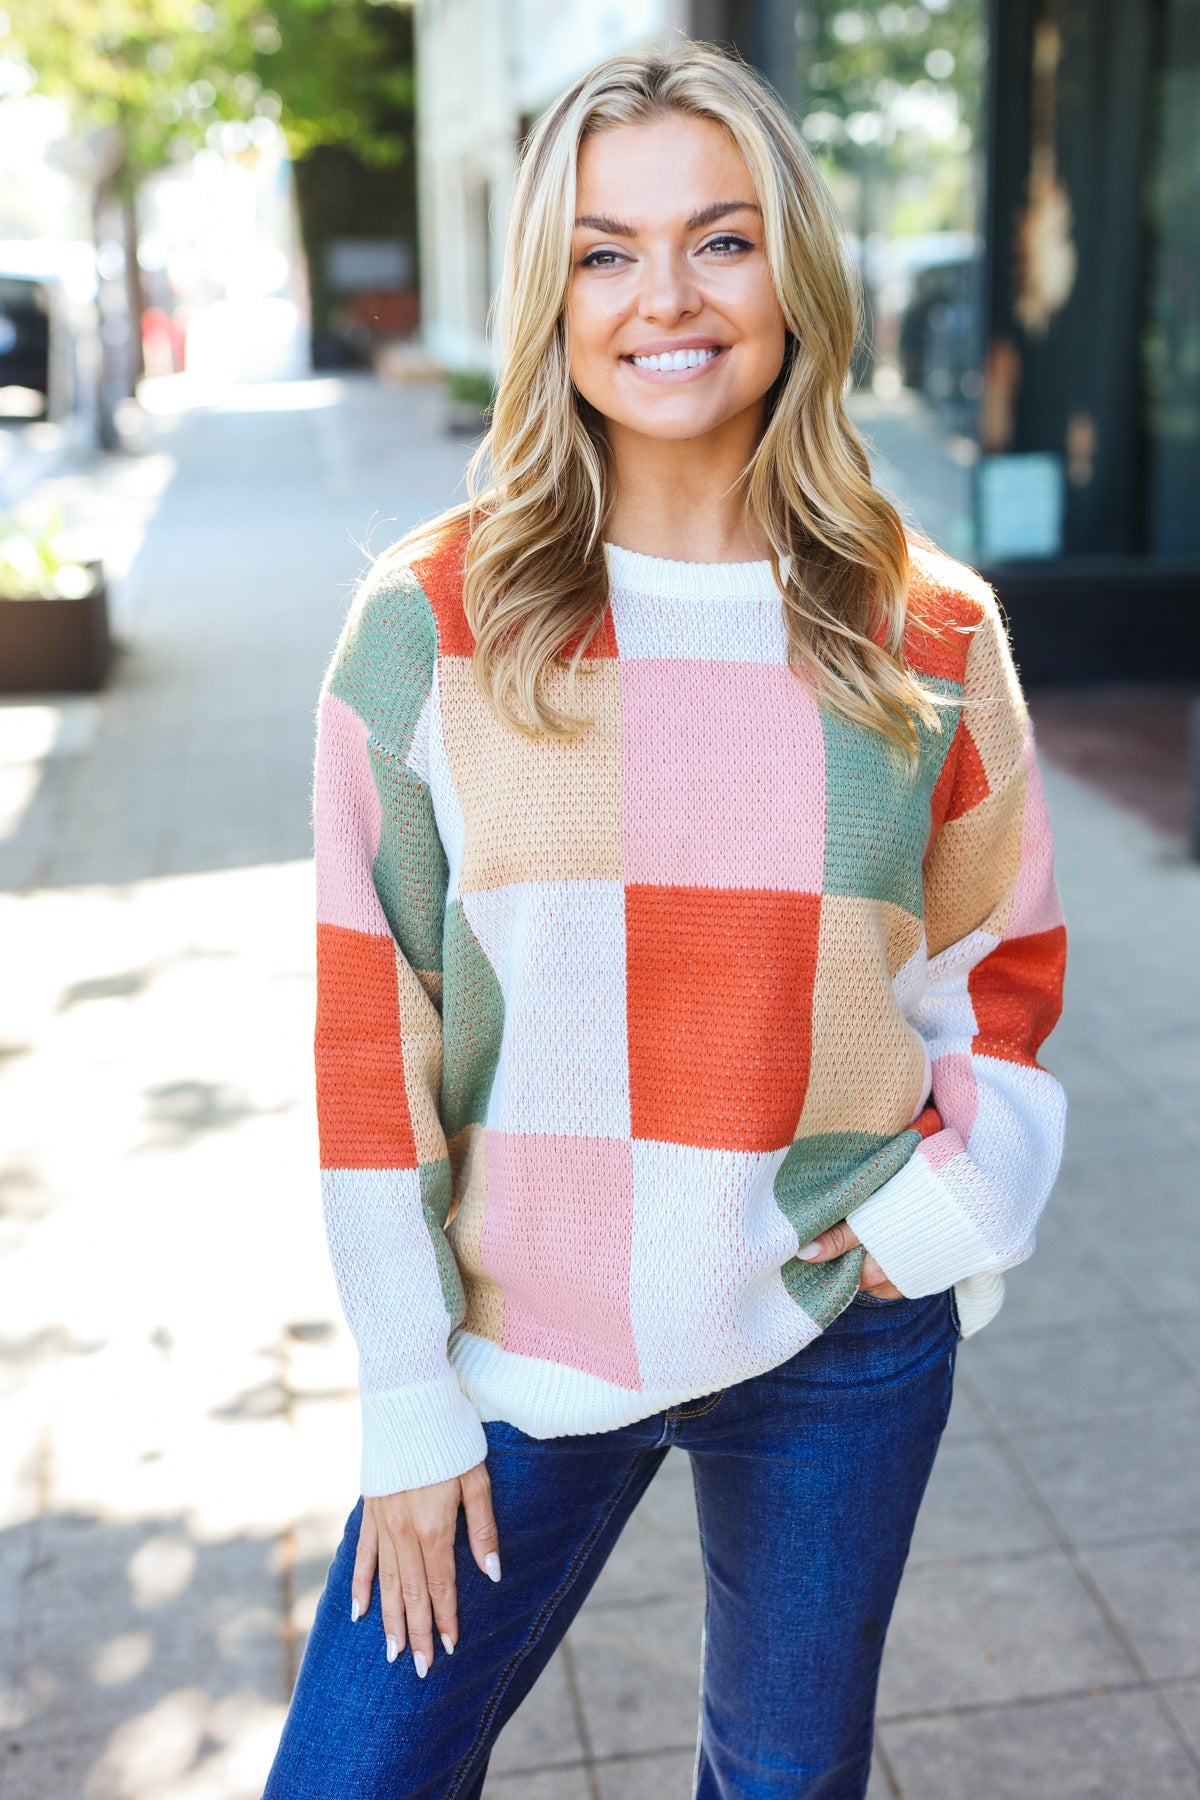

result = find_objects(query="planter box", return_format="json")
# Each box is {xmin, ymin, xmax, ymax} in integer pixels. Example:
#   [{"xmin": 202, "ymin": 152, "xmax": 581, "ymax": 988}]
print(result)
[{"xmin": 0, "ymin": 563, "xmax": 110, "ymax": 693}]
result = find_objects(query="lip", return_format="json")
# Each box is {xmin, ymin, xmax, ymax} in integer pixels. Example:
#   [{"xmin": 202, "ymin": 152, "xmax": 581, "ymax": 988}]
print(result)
[
  {"xmin": 623, "ymin": 336, "xmax": 728, "ymax": 357},
  {"xmin": 621, "ymin": 341, "xmax": 729, "ymax": 380}
]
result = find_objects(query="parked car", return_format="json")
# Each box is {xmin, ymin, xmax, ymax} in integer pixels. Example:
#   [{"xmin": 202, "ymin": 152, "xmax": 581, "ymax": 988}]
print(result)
[{"xmin": 0, "ymin": 253, "xmax": 103, "ymax": 441}]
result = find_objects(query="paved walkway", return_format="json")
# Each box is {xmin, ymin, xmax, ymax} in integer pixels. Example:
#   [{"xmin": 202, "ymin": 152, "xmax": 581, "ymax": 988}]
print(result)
[{"xmin": 1, "ymin": 375, "xmax": 1199, "ymax": 1799}]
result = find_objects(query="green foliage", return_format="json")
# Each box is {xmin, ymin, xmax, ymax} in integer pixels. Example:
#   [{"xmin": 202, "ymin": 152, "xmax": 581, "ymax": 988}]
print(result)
[
  {"xmin": 798, "ymin": 0, "xmax": 985, "ymax": 147},
  {"xmin": 0, "ymin": 0, "xmax": 414, "ymax": 185},
  {"xmin": 446, "ymin": 368, "xmax": 496, "ymax": 412},
  {"xmin": 795, "ymin": 0, "xmax": 985, "ymax": 235},
  {"xmin": 0, "ymin": 0, "xmax": 260, "ymax": 186},
  {"xmin": 253, "ymin": 0, "xmax": 414, "ymax": 167},
  {"xmin": 0, "ymin": 503, "xmax": 95, "ymax": 600}
]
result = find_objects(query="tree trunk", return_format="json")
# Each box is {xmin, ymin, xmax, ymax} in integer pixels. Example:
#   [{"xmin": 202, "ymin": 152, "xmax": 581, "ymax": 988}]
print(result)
[{"xmin": 120, "ymin": 186, "xmax": 146, "ymax": 388}]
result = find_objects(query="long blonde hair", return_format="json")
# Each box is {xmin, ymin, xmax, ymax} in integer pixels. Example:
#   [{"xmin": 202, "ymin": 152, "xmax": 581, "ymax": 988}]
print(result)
[{"xmin": 397, "ymin": 41, "xmax": 940, "ymax": 753}]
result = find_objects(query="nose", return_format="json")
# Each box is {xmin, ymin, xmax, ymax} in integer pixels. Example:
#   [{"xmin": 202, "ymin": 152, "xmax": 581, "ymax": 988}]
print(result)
[{"xmin": 637, "ymin": 247, "xmax": 701, "ymax": 327}]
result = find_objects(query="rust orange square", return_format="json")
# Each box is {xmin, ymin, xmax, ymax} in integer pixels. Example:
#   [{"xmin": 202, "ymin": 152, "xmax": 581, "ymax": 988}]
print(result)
[
  {"xmin": 316, "ymin": 923, "xmax": 417, "ymax": 1170},
  {"xmin": 625, "ymin": 885, "xmax": 821, "ymax": 1152}
]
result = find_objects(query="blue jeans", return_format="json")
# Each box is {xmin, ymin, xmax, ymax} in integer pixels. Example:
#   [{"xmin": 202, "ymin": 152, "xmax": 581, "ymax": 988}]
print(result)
[{"xmin": 264, "ymin": 1289, "xmax": 959, "ymax": 1799}]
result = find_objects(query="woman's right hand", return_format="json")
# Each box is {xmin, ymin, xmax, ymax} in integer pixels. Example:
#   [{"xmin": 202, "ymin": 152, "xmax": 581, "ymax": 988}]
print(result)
[{"xmin": 351, "ymin": 1462, "xmax": 501, "ymax": 1675}]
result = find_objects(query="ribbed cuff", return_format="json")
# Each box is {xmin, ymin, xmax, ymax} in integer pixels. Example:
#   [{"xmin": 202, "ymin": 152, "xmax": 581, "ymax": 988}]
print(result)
[
  {"xmin": 360, "ymin": 1374, "xmax": 488, "ymax": 1495},
  {"xmin": 953, "ymin": 1271, "xmax": 1006, "ymax": 1336},
  {"xmin": 846, "ymin": 1150, "xmax": 1000, "ymax": 1298}
]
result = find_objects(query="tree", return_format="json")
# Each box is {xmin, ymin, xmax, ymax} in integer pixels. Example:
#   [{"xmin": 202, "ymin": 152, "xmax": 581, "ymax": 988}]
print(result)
[
  {"xmin": 0, "ymin": 0, "xmax": 414, "ymax": 412},
  {"xmin": 794, "ymin": 0, "xmax": 986, "ymax": 240}
]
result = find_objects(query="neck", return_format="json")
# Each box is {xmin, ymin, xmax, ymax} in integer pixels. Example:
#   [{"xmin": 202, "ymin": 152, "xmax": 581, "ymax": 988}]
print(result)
[{"xmin": 603, "ymin": 405, "xmax": 770, "ymax": 563}]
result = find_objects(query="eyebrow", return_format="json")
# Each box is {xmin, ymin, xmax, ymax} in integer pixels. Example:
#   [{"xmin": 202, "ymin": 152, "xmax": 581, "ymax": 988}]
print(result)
[{"xmin": 573, "ymin": 200, "xmax": 761, "ymax": 235}]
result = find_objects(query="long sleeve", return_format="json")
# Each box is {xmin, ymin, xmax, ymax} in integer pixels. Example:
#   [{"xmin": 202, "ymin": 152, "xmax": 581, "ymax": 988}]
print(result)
[
  {"xmin": 847, "ymin": 593, "xmax": 1068, "ymax": 1334},
  {"xmin": 314, "ymin": 560, "xmax": 487, "ymax": 1493}
]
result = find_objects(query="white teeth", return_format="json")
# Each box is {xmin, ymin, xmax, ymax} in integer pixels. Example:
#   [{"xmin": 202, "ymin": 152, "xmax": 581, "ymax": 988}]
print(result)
[{"xmin": 630, "ymin": 346, "xmax": 721, "ymax": 370}]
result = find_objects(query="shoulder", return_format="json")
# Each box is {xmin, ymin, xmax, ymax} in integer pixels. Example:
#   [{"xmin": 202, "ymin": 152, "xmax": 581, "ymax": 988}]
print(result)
[
  {"xmin": 327, "ymin": 514, "xmax": 474, "ymax": 693},
  {"xmin": 901, "ymin": 539, "xmax": 1007, "ymax": 687},
  {"xmin": 323, "ymin": 516, "xmax": 475, "ymax": 753}
]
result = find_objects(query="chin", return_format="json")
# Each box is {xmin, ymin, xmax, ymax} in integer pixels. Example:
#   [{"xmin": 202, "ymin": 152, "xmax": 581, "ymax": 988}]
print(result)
[{"xmin": 610, "ymin": 400, "xmax": 731, "ymax": 441}]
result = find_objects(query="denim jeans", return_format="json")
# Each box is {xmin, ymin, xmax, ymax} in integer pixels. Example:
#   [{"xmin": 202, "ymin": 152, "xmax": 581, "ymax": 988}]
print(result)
[{"xmin": 264, "ymin": 1288, "xmax": 960, "ymax": 1800}]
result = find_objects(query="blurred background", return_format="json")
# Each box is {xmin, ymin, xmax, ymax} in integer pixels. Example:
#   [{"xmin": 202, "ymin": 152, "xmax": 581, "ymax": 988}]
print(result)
[{"xmin": 1, "ymin": 4, "xmax": 1198, "ymax": 1798}]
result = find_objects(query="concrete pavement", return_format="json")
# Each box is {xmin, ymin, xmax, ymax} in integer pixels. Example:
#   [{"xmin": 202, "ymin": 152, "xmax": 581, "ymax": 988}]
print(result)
[{"xmin": 1, "ymin": 373, "xmax": 1199, "ymax": 1799}]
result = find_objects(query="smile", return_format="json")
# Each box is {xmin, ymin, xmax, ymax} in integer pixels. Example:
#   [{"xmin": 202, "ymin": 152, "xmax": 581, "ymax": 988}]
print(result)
[{"xmin": 623, "ymin": 345, "xmax": 727, "ymax": 376}]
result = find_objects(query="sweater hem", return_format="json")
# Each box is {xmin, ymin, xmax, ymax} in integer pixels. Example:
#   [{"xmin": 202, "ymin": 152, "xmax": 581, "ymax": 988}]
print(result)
[{"xmin": 449, "ymin": 1316, "xmax": 824, "ymax": 1441}]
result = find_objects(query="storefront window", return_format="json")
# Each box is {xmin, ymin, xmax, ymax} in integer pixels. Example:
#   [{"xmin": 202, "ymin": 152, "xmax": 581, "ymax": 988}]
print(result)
[
  {"xmin": 793, "ymin": 0, "xmax": 987, "ymax": 558},
  {"xmin": 1143, "ymin": 0, "xmax": 1200, "ymax": 555}
]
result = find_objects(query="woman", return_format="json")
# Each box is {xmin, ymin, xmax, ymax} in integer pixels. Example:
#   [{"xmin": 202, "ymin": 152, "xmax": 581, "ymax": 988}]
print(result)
[{"xmin": 265, "ymin": 40, "xmax": 1067, "ymax": 1800}]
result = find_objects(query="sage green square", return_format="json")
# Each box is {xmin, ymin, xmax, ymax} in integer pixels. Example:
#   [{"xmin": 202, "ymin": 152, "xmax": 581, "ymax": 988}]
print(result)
[
  {"xmin": 419, "ymin": 1158, "xmax": 466, "ymax": 1327},
  {"xmin": 329, "ymin": 564, "xmax": 437, "ymax": 762},
  {"xmin": 441, "ymin": 900, "xmax": 506, "ymax": 1140},
  {"xmin": 370, "ymin": 752, "xmax": 447, "ymax": 976},
  {"xmin": 819, "ymin": 682, "xmax": 960, "ymax": 909},
  {"xmin": 775, "ymin": 1128, "xmax": 922, "ymax": 1327}
]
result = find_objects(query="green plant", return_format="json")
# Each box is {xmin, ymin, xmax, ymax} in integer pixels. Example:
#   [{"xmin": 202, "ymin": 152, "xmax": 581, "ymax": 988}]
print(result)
[
  {"xmin": 0, "ymin": 503, "xmax": 95, "ymax": 600},
  {"xmin": 446, "ymin": 368, "xmax": 496, "ymax": 413}
]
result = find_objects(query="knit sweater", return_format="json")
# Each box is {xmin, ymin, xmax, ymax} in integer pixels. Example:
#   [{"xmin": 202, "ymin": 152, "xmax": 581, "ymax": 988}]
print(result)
[{"xmin": 314, "ymin": 529, "xmax": 1067, "ymax": 1496}]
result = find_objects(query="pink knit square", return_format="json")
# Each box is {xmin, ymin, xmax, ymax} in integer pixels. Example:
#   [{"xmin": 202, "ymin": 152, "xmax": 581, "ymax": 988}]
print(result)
[
  {"xmin": 481, "ymin": 1131, "xmax": 640, "ymax": 1390},
  {"xmin": 1007, "ymin": 742, "xmax": 1065, "ymax": 938},
  {"xmin": 314, "ymin": 692, "xmax": 390, "ymax": 936},
  {"xmin": 620, "ymin": 659, "xmax": 826, "ymax": 890},
  {"xmin": 929, "ymin": 1050, "xmax": 980, "ymax": 1150}
]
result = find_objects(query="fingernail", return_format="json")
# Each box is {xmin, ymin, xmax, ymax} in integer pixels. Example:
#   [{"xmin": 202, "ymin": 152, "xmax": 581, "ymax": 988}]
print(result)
[
  {"xmin": 413, "ymin": 1650, "xmax": 428, "ymax": 1679},
  {"xmin": 485, "ymin": 1552, "xmax": 502, "ymax": 1583},
  {"xmin": 440, "ymin": 1632, "xmax": 455, "ymax": 1656},
  {"xmin": 351, "ymin": 1598, "xmax": 362, "ymax": 1623},
  {"xmin": 798, "ymin": 1242, "xmax": 822, "ymax": 1260},
  {"xmin": 386, "ymin": 1635, "xmax": 399, "ymax": 1664}
]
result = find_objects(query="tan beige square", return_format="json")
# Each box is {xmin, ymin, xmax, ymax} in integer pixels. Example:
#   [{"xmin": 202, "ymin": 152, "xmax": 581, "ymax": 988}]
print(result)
[
  {"xmin": 446, "ymin": 1123, "xmax": 505, "ymax": 1344},
  {"xmin": 879, "ymin": 899, "xmax": 924, "ymax": 981},
  {"xmin": 440, "ymin": 657, "xmax": 623, "ymax": 893},
  {"xmin": 794, "ymin": 896, "xmax": 930, "ymax": 1139},
  {"xmin": 924, "ymin": 760, "xmax": 1027, "ymax": 955},
  {"xmin": 396, "ymin": 949, "xmax": 445, "ymax": 1167},
  {"xmin": 961, "ymin": 607, "xmax": 1028, "ymax": 793}
]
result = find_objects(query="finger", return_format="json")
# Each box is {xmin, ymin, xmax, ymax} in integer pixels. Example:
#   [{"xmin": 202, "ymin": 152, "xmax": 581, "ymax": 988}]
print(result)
[
  {"xmin": 413, "ymin": 1506, "xmax": 459, "ymax": 1657},
  {"xmin": 351, "ymin": 1502, "xmax": 379, "ymax": 1623},
  {"xmin": 797, "ymin": 1220, "xmax": 861, "ymax": 1262},
  {"xmin": 460, "ymin": 1463, "xmax": 502, "ymax": 1585},
  {"xmin": 391, "ymin": 1516, "xmax": 435, "ymax": 1679},
  {"xmin": 375, "ymin": 1519, "xmax": 407, "ymax": 1666},
  {"xmin": 860, "ymin": 1253, "xmax": 904, "ymax": 1299}
]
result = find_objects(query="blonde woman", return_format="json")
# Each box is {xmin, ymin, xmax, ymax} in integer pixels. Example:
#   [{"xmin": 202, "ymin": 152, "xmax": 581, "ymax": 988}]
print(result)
[{"xmin": 264, "ymin": 41, "xmax": 1066, "ymax": 1800}]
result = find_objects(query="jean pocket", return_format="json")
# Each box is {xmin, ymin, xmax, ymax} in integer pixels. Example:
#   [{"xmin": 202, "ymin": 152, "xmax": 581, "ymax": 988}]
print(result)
[
  {"xmin": 851, "ymin": 1290, "xmax": 910, "ymax": 1307},
  {"xmin": 948, "ymin": 1284, "xmax": 964, "ymax": 1339}
]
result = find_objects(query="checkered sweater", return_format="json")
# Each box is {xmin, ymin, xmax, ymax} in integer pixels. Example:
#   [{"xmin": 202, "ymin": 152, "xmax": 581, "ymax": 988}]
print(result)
[{"xmin": 314, "ymin": 531, "xmax": 1067, "ymax": 1495}]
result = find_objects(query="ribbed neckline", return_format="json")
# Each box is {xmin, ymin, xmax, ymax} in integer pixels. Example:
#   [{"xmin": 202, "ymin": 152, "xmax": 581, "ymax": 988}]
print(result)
[{"xmin": 603, "ymin": 539, "xmax": 781, "ymax": 600}]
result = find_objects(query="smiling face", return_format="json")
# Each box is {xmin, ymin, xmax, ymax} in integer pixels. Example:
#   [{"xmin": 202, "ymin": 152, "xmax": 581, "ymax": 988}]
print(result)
[{"xmin": 565, "ymin": 112, "xmax": 789, "ymax": 451}]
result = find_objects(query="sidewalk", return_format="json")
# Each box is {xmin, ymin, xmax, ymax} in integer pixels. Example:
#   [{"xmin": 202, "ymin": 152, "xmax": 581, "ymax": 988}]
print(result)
[{"xmin": 2, "ymin": 374, "xmax": 1199, "ymax": 1799}]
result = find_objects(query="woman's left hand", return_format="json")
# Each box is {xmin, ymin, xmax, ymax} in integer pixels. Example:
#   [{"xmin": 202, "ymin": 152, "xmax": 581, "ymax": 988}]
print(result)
[{"xmin": 798, "ymin": 1222, "xmax": 904, "ymax": 1299}]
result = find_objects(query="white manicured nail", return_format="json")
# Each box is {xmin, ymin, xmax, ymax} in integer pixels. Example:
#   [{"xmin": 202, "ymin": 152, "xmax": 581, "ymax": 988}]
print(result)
[
  {"xmin": 413, "ymin": 1650, "xmax": 428, "ymax": 1678},
  {"xmin": 386, "ymin": 1635, "xmax": 399, "ymax": 1663},
  {"xmin": 798, "ymin": 1242, "xmax": 822, "ymax": 1260},
  {"xmin": 485, "ymin": 1553, "xmax": 502, "ymax": 1583},
  {"xmin": 351, "ymin": 1598, "xmax": 362, "ymax": 1623},
  {"xmin": 440, "ymin": 1632, "xmax": 455, "ymax": 1656}
]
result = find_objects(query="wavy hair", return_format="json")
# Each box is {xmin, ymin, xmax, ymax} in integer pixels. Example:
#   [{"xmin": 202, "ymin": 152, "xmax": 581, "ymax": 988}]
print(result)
[{"xmin": 393, "ymin": 40, "xmax": 940, "ymax": 753}]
